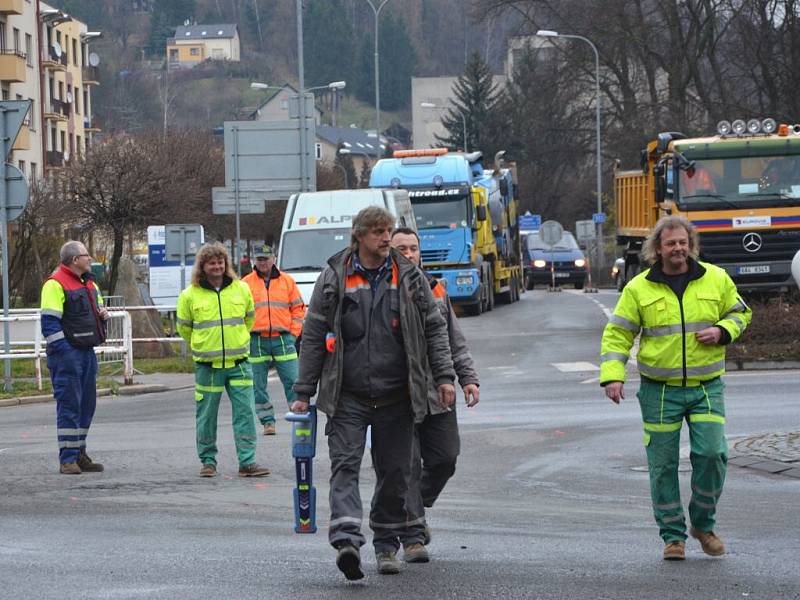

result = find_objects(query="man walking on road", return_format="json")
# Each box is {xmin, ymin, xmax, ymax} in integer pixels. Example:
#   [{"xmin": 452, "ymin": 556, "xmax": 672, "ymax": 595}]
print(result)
[
  {"xmin": 600, "ymin": 216, "xmax": 751, "ymax": 561},
  {"xmin": 242, "ymin": 244, "xmax": 305, "ymax": 436},
  {"xmin": 292, "ymin": 206, "xmax": 455, "ymax": 580},
  {"xmin": 40, "ymin": 241, "xmax": 110, "ymax": 475},
  {"xmin": 177, "ymin": 242, "xmax": 270, "ymax": 479},
  {"xmin": 390, "ymin": 228, "xmax": 479, "ymax": 564}
]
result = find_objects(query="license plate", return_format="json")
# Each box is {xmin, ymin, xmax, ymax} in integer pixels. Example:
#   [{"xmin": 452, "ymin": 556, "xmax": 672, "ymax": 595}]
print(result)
[
  {"xmin": 736, "ymin": 265, "xmax": 769, "ymax": 274},
  {"xmin": 555, "ymin": 272, "xmax": 570, "ymax": 278}
]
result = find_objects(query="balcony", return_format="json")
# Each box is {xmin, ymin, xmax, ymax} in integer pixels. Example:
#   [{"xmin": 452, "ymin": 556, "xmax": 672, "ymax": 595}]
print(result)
[
  {"xmin": 47, "ymin": 150, "xmax": 64, "ymax": 168},
  {"xmin": 11, "ymin": 123, "xmax": 30, "ymax": 151},
  {"xmin": 42, "ymin": 47, "xmax": 67, "ymax": 71},
  {"xmin": 44, "ymin": 98, "xmax": 68, "ymax": 122},
  {"xmin": 82, "ymin": 65, "xmax": 100, "ymax": 84},
  {"xmin": 0, "ymin": 50, "xmax": 26, "ymax": 83},
  {"xmin": 0, "ymin": 0, "xmax": 24, "ymax": 15},
  {"xmin": 84, "ymin": 117, "xmax": 101, "ymax": 133}
]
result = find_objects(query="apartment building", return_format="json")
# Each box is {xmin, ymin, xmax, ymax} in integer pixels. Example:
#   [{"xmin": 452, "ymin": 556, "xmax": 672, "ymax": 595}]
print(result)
[{"xmin": 0, "ymin": 0, "xmax": 100, "ymax": 181}]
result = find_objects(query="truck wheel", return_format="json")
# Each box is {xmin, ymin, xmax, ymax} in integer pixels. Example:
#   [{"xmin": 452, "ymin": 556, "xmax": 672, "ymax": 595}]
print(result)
[
  {"xmin": 525, "ymin": 273, "xmax": 534, "ymax": 291},
  {"xmin": 486, "ymin": 268, "xmax": 495, "ymax": 311},
  {"xmin": 464, "ymin": 300, "xmax": 482, "ymax": 316},
  {"xmin": 574, "ymin": 280, "xmax": 584, "ymax": 290}
]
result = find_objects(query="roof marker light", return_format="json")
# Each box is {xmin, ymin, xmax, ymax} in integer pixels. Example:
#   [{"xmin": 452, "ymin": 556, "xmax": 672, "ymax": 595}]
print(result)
[
  {"xmin": 762, "ymin": 118, "xmax": 777, "ymax": 134},
  {"xmin": 716, "ymin": 120, "xmax": 732, "ymax": 135},
  {"xmin": 747, "ymin": 119, "xmax": 762, "ymax": 134},
  {"xmin": 731, "ymin": 119, "xmax": 747, "ymax": 135}
]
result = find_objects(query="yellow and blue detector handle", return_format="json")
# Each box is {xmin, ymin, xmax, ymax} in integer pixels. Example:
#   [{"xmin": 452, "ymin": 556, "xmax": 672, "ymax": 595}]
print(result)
[{"xmin": 285, "ymin": 406, "xmax": 317, "ymax": 533}]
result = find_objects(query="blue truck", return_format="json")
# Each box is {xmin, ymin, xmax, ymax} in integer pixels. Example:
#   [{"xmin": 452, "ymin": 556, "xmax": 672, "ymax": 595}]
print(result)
[{"xmin": 369, "ymin": 149, "xmax": 523, "ymax": 315}]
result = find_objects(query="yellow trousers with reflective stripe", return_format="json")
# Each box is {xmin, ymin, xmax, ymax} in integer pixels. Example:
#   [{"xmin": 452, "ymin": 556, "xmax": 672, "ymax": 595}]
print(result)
[
  {"xmin": 637, "ymin": 377, "xmax": 727, "ymax": 543},
  {"xmin": 194, "ymin": 361, "xmax": 258, "ymax": 467}
]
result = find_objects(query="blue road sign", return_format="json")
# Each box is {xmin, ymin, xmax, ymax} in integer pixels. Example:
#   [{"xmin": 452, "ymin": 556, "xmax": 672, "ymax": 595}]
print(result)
[
  {"xmin": 592, "ymin": 212, "xmax": 606, "ymax": 224},
  {"xmin": 519, "ymin": 213, "xmax": 541, "ymax": 231}
]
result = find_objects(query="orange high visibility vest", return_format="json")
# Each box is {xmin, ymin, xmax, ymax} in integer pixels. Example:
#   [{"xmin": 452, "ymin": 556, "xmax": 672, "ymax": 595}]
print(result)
[{"xmin": 243, "ymin": 269, "xmax": 305, "ymax": 337}]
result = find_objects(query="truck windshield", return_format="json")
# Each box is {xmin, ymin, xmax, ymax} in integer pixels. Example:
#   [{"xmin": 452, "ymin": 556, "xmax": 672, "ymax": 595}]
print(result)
[
  {"xmin": 279, "ymin": 229, "xmax": 350, "ymax": 271},
  {"xmin": 412, "ymin": 196, "xmax": 470, "ymax": 230},
  {"xmin": 677, "ymin": 155, "xmax": 800, "ymax": 209}
]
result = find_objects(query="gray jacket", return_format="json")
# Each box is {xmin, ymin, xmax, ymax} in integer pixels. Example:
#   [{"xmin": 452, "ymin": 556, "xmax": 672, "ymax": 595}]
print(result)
[
  {"xmin": 294, "ymin": 247, "xmax": 455, "ymax": 423},
  {"xmin": 426, "ymin": 276, "xmax": 479, "ymax": 415}
]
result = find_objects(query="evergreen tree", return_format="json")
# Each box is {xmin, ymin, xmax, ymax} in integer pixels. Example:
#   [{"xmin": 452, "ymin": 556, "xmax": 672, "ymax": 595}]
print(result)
[
  {"xmin": 335, "ymin": 143, "xmax": 358, "ymax": 190},
  {"xmin": 304, "ymin": 0, "xmax": 354, "ymax": 90},
  {"xmin": 435, "ymin": 52, "xmax": 499, "ymax": 153},
  {"xmin": 147, "ymin": 0, "xmax": 196, "ymax": 57},
  {"xmin": 355, "ymin": 36, "xmax": 374, "ymax": 105}
]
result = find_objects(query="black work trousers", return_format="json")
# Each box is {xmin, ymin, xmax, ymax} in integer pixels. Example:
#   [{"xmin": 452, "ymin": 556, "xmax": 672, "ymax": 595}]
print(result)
[
  {"xmin": 400, "ymin": 407, "xmax": 460, "ymax": 546},
  {"xmin": 327, "ymin": 391, "xmax": 415, "ymax": 553}
]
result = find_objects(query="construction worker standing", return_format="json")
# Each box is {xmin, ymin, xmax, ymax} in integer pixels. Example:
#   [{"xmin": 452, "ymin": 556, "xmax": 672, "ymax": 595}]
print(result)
[
  {"xmin": 40, "ymin": 241, "xmax": 110, "ymax": 475},
  {"xmin": 600, "ymin": 216, "xmax": 751, "ymax": 561},
  {"xmin": 242, "ymin": 244, "xmax": 305, "ymax": 435},
  {"xmin": 177, "ymin": 242, "xmax": 269, "ymax": 479},
  {"xmin": 390, "ymin": 228, "xmax": 479, "ymax": 564}
]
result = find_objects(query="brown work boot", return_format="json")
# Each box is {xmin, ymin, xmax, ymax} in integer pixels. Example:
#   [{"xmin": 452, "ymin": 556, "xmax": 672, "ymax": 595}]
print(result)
[
  {"xmin": 77, "ymin": 450, "xmax": 104, "ymax": 472},
  {"xmin": 238, "ymin": 463, "xmax": 270, "ymax": 477},
  {"xmin": 199, "ymin": 463, "xmax": 217, "ymax": 478},
  {"xmin": 691, "ymin": 528, "xmax": 726, "ymax": 556},
  {"xmin": 376, "ymin": 551, "xmax": 402, "ymax": 574},
  {"xmin": 263, "ymin": 423, "xmax": 276, "ymax": 436},
  {"xmin": 403, "ymin": 543, "xmax": 430, "ymax": 563},
  {"xmin": 60, "ymin": 462, "xmax": 81, "ymax": 475},
  {"xmin": 663, "ymin": 541, "xmax": 686, "ymax": 561}
]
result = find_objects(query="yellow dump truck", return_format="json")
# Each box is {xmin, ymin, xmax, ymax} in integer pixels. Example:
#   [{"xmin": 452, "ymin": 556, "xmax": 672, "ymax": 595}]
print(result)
[{"xmin": 615, "ymin": 119, "xmax": 800, "ymax": 291}]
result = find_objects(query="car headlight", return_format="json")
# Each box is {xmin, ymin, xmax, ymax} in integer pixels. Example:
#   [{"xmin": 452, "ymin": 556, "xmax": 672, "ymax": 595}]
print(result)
[
  {"xmin": 456, "ymin": 276, "xmax": 473, "ymax": 285},
  {"xmin": 533, "ymin": 259, "xmax": 546, "ymax": 268},
  {"xmin": 574, "ymin": 259, "xmax": 586, "ymax": 267}
]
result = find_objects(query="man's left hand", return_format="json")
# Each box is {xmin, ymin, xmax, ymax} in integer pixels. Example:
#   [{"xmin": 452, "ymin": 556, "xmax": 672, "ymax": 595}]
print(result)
[
  {"xmin": 98, "ymin": 308, "xmax": 110, "ymax": 321},
  {"xmin": 696, "ymin": 326, "xmax": 721, "ymax": 345},
  {"xmin": 437, "ymin": 383, "xmax": 456, "ymax": 408},
  {"xmin": 462, "ymin": 383, "xmax": 479, "ymax": 407}
]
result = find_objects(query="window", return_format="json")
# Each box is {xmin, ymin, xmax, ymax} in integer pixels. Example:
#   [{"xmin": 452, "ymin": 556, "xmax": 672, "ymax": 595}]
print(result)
[
  {"xmin": 72, "ymin": 39, "xmax": 78, "ymax": 65},
  {"xmin": 0, "ymin": 23, "xmax": 6, "ymax": 51},
  {"xmin": 83, "ymin": 89, "xmax": 88, "ymax": 115},
  {"xmin": 58, "ymin": 81, "xmax": 64, "ymax": 101},
  {"xmin": 30, "ymin": 163, "xmax": 37, "ymax": 181},
  {"xmin": 190, "ymin": 47, "xmax": 200, "ymax": 56},
  {"xmin": 28, "ymin": 99, "xmax": 35, "ymax": 131},
  {"xmin": 1, "ymin": 89, "xmax": 8, "ymax": 101},
  {"xmin": 76, "ymin": 135, "xmax": 82, "ymax": 155},
  {"xmin": 75, "ymin": 90, "xmax": 80, "ymax": 115},
  {"xmin": 13, "ymin": 28, "xmax": 19, "ymax": 55},
  {"xmin": 63, "ymin": 36, "xmax": 68, "ymax": 62},
  {"xmin": 18, "ymin": 160, "xmax": 25, "ymax": 175},
  {"xmin": 315, "ymin": 143, "xmax": 322, "ymax": 160},
  {"xmin": 60, "ymin": 131, "xmax": 66, "ymax": 153},
  {"xmin": 25, "ymin": 34, "xmax": 32, "ymax": 67},
  {"xmin": 169, "ymin": 48, "xmax": 178, "ymax": 61}
]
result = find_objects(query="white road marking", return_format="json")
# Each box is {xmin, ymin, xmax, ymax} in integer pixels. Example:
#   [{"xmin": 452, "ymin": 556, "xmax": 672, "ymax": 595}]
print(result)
[{"xmin": 552, "ymin": 362, "xmax": 599, "ymax": 372}]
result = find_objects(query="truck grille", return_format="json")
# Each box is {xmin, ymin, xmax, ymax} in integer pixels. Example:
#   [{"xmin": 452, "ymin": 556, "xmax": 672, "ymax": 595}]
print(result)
[
  {"xmin": 421, "ymin": 249, "xmax": 450, "ymax": 263},
  {"xmin": 699, "ymin": 229, "xmax": 800, "ymax": 263}
]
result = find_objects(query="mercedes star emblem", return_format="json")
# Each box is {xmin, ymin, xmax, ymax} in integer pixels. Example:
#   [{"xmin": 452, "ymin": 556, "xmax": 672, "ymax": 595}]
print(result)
[{"xmin": 742, "ymin": 232, "xmax": 763, "ymax": 253}]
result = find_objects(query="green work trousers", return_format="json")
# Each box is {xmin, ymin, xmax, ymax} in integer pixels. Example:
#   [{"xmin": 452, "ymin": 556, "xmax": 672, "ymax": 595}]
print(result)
[
  {"xmin": 637, "ymin": 377, "xmax": 727, "ymax": 543},
  {"xmin": 194, "ymin": 361, "xmax": 258, "ymax": 467},
  {"xmin": 249, "ymin": 333, "xmax": 298, "ymax": 425}
]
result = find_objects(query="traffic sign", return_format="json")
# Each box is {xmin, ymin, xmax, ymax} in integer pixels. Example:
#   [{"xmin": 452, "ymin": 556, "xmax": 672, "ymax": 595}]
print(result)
[
  {"xmin": 1, "ymin": 163, "xmax": 28, "ymax": 221},
  {"xmin": 519, "ymin": 212, "xmax": 541, "ymax": 231},
  {"xmin": 592, "ymin": 212, "xmax": 606, "ymax": 224},
  {"xmin": 575, "ymin": 219, "xmax": 596, "ymax": 241},
  {"xmin": 212, "ymin": 188, "xmax": 267, "ymax": 215},
  {"xmin": 539, "ymin": 220, "xmax": 564, "ymax": 247}
]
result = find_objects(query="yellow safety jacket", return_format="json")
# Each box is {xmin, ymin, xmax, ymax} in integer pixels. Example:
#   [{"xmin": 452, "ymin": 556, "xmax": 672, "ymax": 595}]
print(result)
[
  {"xmin": 176, "ymin": 276, "xmax": 255, "ymax": 368},
  {"xmin": 600, "ymin": 259, "xmax": 751, "ymax": 387}
]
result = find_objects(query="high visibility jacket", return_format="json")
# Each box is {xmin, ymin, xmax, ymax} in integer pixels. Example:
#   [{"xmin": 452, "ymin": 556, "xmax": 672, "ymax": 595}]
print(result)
[
  {"xmin": 242, "ymin": 266, "xmax": 305, "ymax": 337},
  {"xmin": 176, "ymin": 276, "xmax": 255, "ymax": 368},
  {"xmin": 600, "ymin": 259, "xmax": 751, "ymax": 387},
  {"xmin": 40, "ymin": 265, "xmax": 106, "ymax": 350}
]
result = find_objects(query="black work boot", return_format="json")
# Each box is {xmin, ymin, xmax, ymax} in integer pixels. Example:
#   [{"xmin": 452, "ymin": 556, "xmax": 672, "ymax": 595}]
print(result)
[
  {"xmin": 77, "ymin": 450, "xmax": 104, "ymax": 472},
  {"xmin": 336, "ymin": 545, "xmax": 364, "ymax": 581}
]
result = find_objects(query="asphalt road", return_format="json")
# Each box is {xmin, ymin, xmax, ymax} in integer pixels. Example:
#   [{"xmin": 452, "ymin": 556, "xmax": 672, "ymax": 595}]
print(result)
[{"xmin": 1, "ymin": 288, "xmax": 798, "ymax": 599}]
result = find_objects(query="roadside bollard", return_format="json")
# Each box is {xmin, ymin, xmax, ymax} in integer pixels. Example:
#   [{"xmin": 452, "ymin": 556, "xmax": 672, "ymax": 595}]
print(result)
[
  {"xmin": 286, "ymin": 406, "xmax": 317, "ymax": 533},
  {"xmin": 583, "ymin": 256, "xmax": 599, "ymax": 293}
]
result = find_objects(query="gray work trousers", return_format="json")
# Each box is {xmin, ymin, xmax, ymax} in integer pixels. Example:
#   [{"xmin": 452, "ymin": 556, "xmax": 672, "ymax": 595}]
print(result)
[
  {"xmin": 400, "ymin": 408, "xmax": 461, "ymax": 546},
  {"xmin": 327, "ymin": 391, "xmax": 415, "ymax": 554}
]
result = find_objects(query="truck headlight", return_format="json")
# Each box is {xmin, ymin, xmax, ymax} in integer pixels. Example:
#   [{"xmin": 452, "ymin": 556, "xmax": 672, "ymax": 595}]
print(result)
[
  {"xmin": 456, "ymin": 276, "xmax": 474, "ymax": 285},
  {"xmin": 574, "ymin": 259, "xmax": 586, "ymax": 267},
  {"xmin": 533, "ymin": 259, "xmax": 546, "ymax": 268}
]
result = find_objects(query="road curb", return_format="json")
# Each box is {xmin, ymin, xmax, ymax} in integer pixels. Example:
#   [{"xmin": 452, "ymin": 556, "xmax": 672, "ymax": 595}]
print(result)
[
  {"xmin": 726, "ymin": 360, "xmax": 800, "ymax": 370},
  {"xmin": 0, "ymin": 384, "xmax": 171, "ymax": 407}
]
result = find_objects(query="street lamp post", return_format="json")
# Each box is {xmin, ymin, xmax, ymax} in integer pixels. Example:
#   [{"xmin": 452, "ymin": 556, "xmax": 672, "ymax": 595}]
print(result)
[
  {"xmin": 536, "ymin": 29, "xmax": 604, "ymax": 269},
  {"xmin": 420, "ymin": 102, "xmax": 468, "ymax": 152},
  {"xmin": 365, "ymin": 0, "xmax": 391, "ymax": 147},
  {"xmin": 326, "ymin": 160, "xmax": 349, "ymax": 188}
]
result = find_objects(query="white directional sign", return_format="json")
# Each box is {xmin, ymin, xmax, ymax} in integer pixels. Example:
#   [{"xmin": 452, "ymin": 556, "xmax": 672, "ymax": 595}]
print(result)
[
  {"xmin": 212, "ymin": 188, "xmax": 267, "ymax": 215},
  {"xmin": 575, "ymin": 219, "xmax": 596, "ymax": 242}
]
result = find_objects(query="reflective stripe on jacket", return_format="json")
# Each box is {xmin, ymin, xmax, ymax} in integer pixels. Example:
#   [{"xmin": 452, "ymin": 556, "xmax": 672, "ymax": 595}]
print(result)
[
  {"xmin": 176, "ymin": 276, "xmax": 255, "ymax": 368},
  {"xmin": 40, "ymin": 265, "xmax": 106, "ymax": 348},
  {"xmin": 600, "ymin": 260, "xmax": 751, "ymax": 386},
  {"xmin": 242, "ymin": 267, "xmax": 305, "ymax": 337}
]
